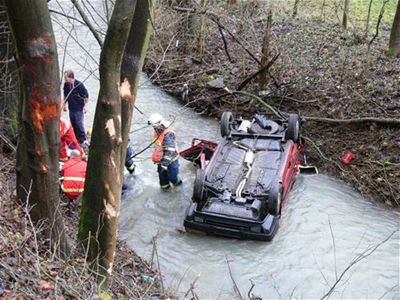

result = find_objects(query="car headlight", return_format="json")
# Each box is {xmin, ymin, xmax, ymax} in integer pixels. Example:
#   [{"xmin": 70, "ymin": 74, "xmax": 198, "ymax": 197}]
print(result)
[{"xmin": 194, "ymin": 216, "xmax": 204, "ymax": 223}]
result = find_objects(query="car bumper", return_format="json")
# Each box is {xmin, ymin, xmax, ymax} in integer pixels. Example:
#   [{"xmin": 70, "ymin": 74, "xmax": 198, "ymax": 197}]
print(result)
[{"xmin": 184, "ymin": 203, "xmax": 279, "ymax": 241}]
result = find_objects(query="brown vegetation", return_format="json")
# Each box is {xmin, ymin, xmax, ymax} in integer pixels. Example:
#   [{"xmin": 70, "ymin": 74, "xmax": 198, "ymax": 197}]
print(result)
[
  {"xmin": 144, "ymin": 3, "xmax": 400, "ymax": 207},
  {"xmin": 0, "ymin": 151, "xmax": 170, "ymax": 298}
]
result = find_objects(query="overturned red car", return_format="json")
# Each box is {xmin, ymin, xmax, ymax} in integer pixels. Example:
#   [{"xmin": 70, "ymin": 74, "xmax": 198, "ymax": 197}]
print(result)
[{"xmin": 180, "ymin": 112, "xmax": 316, "ymax": 241}]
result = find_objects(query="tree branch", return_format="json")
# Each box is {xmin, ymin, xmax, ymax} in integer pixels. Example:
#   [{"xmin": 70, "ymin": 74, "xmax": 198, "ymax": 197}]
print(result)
[{"xmin": 71, "ymin": 0, "xmax": 104, "ymax": 47}]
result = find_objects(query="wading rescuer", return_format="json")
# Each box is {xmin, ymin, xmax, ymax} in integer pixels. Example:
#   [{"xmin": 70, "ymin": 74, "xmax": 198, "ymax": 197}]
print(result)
[
  {"xmin": 61, "ymin": 150, "xmax": 87, "ymax": 200},
  {"xmin": 148, "ymin": 113, "xmax": 182, "ymax": 190}
]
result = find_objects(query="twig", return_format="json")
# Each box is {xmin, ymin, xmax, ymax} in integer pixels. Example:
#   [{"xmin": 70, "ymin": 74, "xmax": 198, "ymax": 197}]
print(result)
[
  {"xmin": 226, "ymin": 256, "xmax": 244, "ymax": 300},
  {"xmin": 151, "ymin": 235, "xmax": 165, "ymax": 295},
  {"xmin": 226, "ymin": 89, "xmax": 281, "ymax": 118},
  {"xmin": 328, "ymin": 217, "xmax": 338, "ymax": 280},
  {"xmin": 217, "ymin": 23, "xmax": 233, "ymax": 62},
  {"xmin": 22, "ymin": 181, "xmax": 41, "ymax": 277},
  {"xmin": 320, "ymin": 229, "xmax": 398, "ymax": 300},
  {"xmin": 247, "ymin": 279, "xmax": 262, "ymax": 300},
  {"xmin": 0, "ymin": 133, "xmax": 16, "ymax": 152}
]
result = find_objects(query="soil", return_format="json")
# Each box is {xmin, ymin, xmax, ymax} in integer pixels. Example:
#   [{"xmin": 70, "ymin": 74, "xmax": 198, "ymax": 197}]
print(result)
[
  {"xmin": 0, "ymin": 152, "xmax": 173, "ymax": 299},
  {"xmin": 144, "ymin": 4, "xmax": 400, "ymax": 208}
]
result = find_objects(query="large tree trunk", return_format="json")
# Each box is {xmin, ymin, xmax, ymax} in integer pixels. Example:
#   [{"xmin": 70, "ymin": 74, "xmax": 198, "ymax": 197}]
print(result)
[
  {"xmin": 5, "ymin": 0, "xmax": 68, "ymax": 256},
  {"xmin": 388, "ymin": 0, "xmax": 400, "ymax": 56},
  {"xmin": 78, "ymin": 0, "xmax": 138, "ymax": 283},
  {"xmin": 121, "ymin": 0, "xmax": 153, "ymax": 141}
]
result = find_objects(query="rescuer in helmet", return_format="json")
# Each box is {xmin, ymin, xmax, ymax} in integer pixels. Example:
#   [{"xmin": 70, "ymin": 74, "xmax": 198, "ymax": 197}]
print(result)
[{"xmin": 148, "ymin": 113, "xmax": 182, "ymax": 190}]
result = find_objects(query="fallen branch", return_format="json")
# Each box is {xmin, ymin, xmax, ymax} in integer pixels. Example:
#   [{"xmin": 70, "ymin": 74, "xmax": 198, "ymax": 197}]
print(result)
[
  {"xmin": 304, "ymin": 116, "xmax": 400, "ymax": 126},
  {"xmin": 0, "ymin": 133, "xmax": 16, "ymax": 152},
  {"xmin": 236, "ymin": 53, "xmax": 280, "ymax": 90}
]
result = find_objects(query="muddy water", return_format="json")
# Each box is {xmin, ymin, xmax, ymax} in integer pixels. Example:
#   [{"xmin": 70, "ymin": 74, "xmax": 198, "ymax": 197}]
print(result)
[
  {"xmin": 119, "ymin": 80, "xmax": 399, "ymax": 299},
  {"xmin": 51, "ymin": 3, "xmax": 399, "ymax": 298}
]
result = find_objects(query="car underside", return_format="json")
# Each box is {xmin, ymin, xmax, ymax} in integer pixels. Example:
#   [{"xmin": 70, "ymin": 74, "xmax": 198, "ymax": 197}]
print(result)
[{"xmin": 181, "ymin": 112, "xmax": 315, "ymax": 241}]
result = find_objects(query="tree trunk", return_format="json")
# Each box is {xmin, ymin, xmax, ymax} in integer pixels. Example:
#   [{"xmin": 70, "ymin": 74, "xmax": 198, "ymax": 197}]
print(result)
[
  {"xmin": 180, "ymin": 0, "xmax": 197, "ymax": 37},
  {"xmin": 293, "ymin": 0, "xmax": 300, "ymax": 17},
  {"xmin": 342, "ymin": 0, "xmax": 349, "ymax": 29},
  {"xmin": 388, "ymin": 0, "xmax": 400, "ymax": 56},
  {"xmin": 5, "ymin": 0, "xmax": 68, "ymax": 256},
  {"xmin": 197, "ymin": 0, "xmax": 207, "ymax": 55},
  {"xmin": 78, "ymin": 0, "xmax": 138, "ymax": 283},
  {"xmin": 121, "ymin": 0, "xmax": 153, "ymax": 140},
  {"xmin": 259, "ymin": 10, "xmax": 272, "ymax": 89},
  {"xmin": 364, "ymin": 0, "xmax": 373, "ymax": 41}
]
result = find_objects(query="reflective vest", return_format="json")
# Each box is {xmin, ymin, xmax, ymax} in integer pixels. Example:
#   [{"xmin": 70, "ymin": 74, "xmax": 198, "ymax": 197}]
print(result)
[
  {"xmin": 61, "ymin": 157, "xmax": 87, "ymax": 200},
  {"xmin": 152, "ymin": 128, "xmax": 179, "ymax": 163},
  {"xmin": 60, "ymin": 118, "xmax": 85, "ymax": 161}
]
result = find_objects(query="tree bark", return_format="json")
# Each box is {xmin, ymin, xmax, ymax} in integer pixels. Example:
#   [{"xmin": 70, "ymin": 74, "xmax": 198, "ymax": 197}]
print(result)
[
  {"xmin": 259, "ymin": 10, "xmax": 272, "ymax": 89},
  {"xmin": 121, "ymin": 0, "xmax": 153, "ymax": 140},
  {"xmin": 197, "ymin": 0, "xmax": 207, "ymax": 55},
  {"xmin": 388, "ymin": 0, "xmax": 400, "ymax": 56},
  {"xmin": 78, "ymin": 0, "xmax": 139, "ymax": 282},
  {"xmin": 5, "ymin": 0, "xmax": 68, "ymax": 256}
]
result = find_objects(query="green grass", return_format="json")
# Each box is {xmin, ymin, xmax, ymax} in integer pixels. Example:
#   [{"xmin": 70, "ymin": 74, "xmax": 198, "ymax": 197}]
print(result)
[{"xmin": 287, "ymin": 0, "xmax": 397, "ymax": 28}]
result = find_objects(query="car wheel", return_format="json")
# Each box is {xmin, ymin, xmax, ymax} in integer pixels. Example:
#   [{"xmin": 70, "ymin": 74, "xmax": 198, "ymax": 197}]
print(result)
[
  {"xmin": 193, "ymin": 169, "xmax": 206, "ymax": 203},
  {"xmin": 220, "ymin": 111, "xmax": 233, "ymax": 137},
  {"xmin": 286, "ymin": 113, "xmax": 300, "ymax": 143},
  {"xmin": 268, "ymin": 181, "xmax": 282, "ymax": 215}
]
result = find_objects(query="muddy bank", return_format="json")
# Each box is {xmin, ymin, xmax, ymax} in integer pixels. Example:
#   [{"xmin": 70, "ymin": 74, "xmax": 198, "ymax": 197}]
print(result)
[
  {"xmin": 144, "ymin": 4, "xmax": 400, "ymax": 207},
  {"xmin": 0, "ymin": 152, "xmax": 172, "ymax": 299}
]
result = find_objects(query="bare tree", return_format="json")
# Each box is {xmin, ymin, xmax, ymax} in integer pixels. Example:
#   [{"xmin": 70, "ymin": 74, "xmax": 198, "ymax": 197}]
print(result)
[
  {"xmin": 259, "ymin": 10, "xmax": 272, "ymax": 89},
  {"xmin": 5, "ymin": 0, "xmax": 68, "ymax": 256},
  {"xmin": 388, "ymin": 0, "xmax": 400, "ymax": 56},
  {"xmin": 342, "ymin": 0, "xmax": 349, "ymax": 29},
  {"xmin": 78, "ymin": 0, "xmax": 153, "ymax": 282}
]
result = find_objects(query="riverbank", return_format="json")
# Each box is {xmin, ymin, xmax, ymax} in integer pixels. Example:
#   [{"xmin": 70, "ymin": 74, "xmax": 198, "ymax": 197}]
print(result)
[
  {"xmin": 0, "ymin": 152, "xmax": 171, "ymax": 299},
  {"xmin": 144, "ymin": 3, "xmax": 400, "ymax": 207}
]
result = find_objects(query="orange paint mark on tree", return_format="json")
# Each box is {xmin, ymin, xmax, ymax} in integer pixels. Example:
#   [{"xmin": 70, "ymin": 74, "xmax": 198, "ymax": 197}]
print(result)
[{"xmin": 31, "ymin": 88, "xmax": 59, "ymax": 133}]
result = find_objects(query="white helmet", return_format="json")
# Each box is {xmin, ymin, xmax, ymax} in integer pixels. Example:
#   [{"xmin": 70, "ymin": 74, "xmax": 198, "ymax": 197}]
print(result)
[
  {"xmin": 70, "ymin": 149, "xmax": 81, "ymax": 157},
  {"xmin": 148, "ymin": 113, "xmax": 164, "ymax": 127}
]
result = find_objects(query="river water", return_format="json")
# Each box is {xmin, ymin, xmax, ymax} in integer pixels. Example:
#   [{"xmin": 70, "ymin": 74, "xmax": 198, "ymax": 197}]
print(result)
[{"xmin": 51, "ymin": 2, "xmax": 399, "ymax": 299}]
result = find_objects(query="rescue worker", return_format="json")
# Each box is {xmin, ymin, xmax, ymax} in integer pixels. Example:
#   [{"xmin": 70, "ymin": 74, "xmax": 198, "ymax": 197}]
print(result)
[
  {"xmin": 60, "ymin": 117, "xmax": 86, "ymax": 162},
  {"xmin": 63, "ymin": 70, "xmax": 89, "ymax": 145},
  {"xmin": 61, "ymin": 149, "xmax": 87, "ymax": 200},
  {"xmin": 148, "ymin": 113, "xmax": 182, "ymax": 190}
]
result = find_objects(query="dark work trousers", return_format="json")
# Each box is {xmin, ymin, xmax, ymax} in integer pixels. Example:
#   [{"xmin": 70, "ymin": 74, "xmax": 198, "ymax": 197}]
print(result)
[
  {"xmin": 157, "ymin": 159, "xmax": 180, "ymax": 189},
  {"xmin": 69, "ymin": 110, "xmax": 86, "ymax": 143}
]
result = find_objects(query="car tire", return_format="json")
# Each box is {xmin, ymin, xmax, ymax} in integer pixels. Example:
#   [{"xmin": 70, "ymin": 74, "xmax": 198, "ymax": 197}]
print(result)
[
  {"xmin": 193, "ymin": 169, "xmax": 206, "ymax": 203},
  {"xmin": 286, "ymin": 113, "xmax": 300, "ymax": 143},
  {"xmin": 268, "ymin": 181, "xmax": 282, "ymax": 215},
  {"xmin": 220, "ymin": 111, "xmax": 233, "ymax": 137}
]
